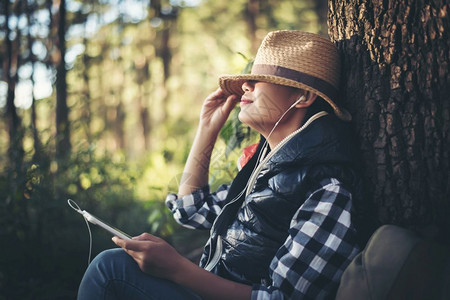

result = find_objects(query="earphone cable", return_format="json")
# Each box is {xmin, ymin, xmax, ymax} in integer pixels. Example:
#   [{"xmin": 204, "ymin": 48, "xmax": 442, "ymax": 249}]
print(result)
[{"xmin": 67, "ymin": 199, "xmax": 93, "ymax": 266}]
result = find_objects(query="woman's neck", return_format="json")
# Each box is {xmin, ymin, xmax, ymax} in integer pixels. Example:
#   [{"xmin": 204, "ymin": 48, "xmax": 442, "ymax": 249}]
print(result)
[
  {"xmin": 265, "ymin": 111, "xmax": 329, "ymax": 150},
  {"xmin": 264, "ymin": 110, "xmax": 307, "ymax": 149},
  {"xmin": 265, "ymin": 125, "xmax": 300, "ymax": 150}
]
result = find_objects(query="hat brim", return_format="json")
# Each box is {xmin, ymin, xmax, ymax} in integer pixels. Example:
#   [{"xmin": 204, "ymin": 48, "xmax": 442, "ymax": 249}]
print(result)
[{"xmin": 219, "ymin": 74, "xmax": 352, "ymax": 121}]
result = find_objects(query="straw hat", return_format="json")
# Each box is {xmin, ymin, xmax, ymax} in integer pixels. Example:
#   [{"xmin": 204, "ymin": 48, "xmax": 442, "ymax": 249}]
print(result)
[{"xmin": 219, "ymin": 30, "xmax": 351, "ymax": 121}]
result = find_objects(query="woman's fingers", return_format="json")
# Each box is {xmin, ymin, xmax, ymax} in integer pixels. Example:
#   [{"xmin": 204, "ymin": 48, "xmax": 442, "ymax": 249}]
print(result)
[
  {"xmin": 200, "ymin": 89, "xmax": 238, "ymax": 129},
  {"xmin": 133, "ymin": 232, "xmax": 159, "ymax": 241},
  {"xmin": 112, "ymin": 234, "xmax": 183, "ymax": 279},
  {"xmin": 112, "ymin": 236, "xmax": 142, "ymax": 251},
  {"xmin": 210, "ymin": 88, "xmax": 226, "ymax": 99},
  {"xmin": 112, "ymin": 233, "xmax": 160, "ymax": 252},
  {"xmin": 223, "ymin": 94, "xmax": 239, "ymax": 114}
]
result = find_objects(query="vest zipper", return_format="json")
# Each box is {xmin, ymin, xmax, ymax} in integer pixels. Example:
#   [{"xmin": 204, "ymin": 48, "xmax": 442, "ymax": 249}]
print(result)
[
  {"xmin": 203, "ymin": 188, "xmax": 246, "ymax": 271},
  {"xmin": 204, "ymin": 235, "xmax": 222, "ymax": 271}
]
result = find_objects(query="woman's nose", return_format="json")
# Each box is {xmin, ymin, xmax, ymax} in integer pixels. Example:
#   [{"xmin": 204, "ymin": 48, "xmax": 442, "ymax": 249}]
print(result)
[{"xmin": 241, "ymin": 81, "xmax": 254, "ymax": 92}]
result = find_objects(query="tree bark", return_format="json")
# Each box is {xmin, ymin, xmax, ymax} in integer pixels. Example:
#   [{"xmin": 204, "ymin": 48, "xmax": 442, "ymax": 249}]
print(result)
[{"xmin": 328, "ymin": 0, "xmax": 450, "ymax": 240}]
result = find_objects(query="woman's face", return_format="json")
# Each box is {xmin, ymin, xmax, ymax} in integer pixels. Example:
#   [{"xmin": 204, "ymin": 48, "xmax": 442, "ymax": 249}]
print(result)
[{"xmin": 238, "ymin": 81, "xmax": 301, "ymax": 133}]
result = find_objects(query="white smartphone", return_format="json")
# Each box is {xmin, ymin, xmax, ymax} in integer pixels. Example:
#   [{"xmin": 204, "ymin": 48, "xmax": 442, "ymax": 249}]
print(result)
[
  {"xmin": 68, "ymin": 199, "xmax": 132, "ymax": 240},
  {"xmin": 81, "ymin": 210, "xmax": 132, "ymax": 240}
]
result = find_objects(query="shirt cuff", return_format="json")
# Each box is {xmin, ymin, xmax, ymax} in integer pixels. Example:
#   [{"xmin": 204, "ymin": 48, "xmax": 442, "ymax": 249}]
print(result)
[{"xmin": 165, "ymin": 185, "xmax": 210, "ymax": 212}]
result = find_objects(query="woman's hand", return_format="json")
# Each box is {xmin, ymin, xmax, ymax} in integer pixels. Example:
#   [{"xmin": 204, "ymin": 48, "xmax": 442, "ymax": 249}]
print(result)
[
  {"xmin": 113, "ymin": 233, "xmax": 252, "ymax": 300},
  {"xmin": 199, "ymin": 88, "xmax": 238, "ymax": 135},
  {"xmin": 112, "ymin": 233, "xmax": 186, "ymax": 281}
]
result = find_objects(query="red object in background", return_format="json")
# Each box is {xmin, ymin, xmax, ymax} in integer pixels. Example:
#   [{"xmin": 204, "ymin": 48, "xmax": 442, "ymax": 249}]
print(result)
[{"xmin": 238, "ymin": 143, "xmax": 259, "ymax": 169}]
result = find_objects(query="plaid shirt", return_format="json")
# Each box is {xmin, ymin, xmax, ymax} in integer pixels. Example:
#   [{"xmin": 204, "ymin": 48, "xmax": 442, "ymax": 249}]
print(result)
[{"xmin": 166, "ymin": 177, "xmax": 360, "ymax": 299}]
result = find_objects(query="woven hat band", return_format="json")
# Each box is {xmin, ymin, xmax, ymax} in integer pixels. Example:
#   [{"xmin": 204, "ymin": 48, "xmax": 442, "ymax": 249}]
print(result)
[{"xmin": 251, "ymin": 64, "xmax": 338, "ymax": 104}]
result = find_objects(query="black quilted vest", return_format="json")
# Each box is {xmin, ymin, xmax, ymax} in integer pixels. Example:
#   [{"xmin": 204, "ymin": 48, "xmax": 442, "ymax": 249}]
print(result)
[{"xmin": 199, "ymin": 114, "xmax": 372, "ymax": 285}]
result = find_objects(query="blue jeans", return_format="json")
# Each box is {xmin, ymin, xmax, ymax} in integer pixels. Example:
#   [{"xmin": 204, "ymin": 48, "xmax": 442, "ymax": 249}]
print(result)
[{"xmin": 78, "ymin": 248, "xmax": 202, "ymax": 300}]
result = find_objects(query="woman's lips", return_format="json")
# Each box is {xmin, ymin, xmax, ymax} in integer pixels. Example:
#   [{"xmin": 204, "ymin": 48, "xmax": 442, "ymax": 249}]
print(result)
[{"xmin": 240, "ymin": 97, "xmax": 253, "ymax": 105}]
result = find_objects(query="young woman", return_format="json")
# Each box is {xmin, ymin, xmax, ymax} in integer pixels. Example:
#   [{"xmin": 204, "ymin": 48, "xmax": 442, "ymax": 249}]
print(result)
[{"xmin": 77, "ymin": 30, "xmax": 368, "ymax": 299}]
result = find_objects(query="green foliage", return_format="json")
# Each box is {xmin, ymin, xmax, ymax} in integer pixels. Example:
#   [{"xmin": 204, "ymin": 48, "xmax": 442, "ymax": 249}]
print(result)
[{"xmin": 0, "ymin": 145, "xmax": 154, "ymax": 299}]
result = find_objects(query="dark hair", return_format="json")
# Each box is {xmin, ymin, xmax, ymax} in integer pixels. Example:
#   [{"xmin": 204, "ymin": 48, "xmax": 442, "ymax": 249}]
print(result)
[{"xmin": 304, "ymin": 96, "xmax": 334, "ymax": 121}]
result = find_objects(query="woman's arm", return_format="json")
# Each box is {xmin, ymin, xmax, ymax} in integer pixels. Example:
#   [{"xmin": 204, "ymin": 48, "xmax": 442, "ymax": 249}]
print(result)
[
  {"xmin": 114, "ymin": 89, "xmax": 242, "ymax": 298},
  {"xmin": 178, "ymin": 89, "xmax": 238, "ymax": 197},
  {"xmin": 166, "ymin": 184, "xmax": 231, "ymax": 229},
  {"xmin": 113, "ymin": 233, "xmax": 252, "ymax": 300}
]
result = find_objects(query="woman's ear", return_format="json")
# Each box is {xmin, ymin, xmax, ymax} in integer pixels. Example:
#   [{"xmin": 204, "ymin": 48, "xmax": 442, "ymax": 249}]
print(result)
[{"xmin": 295, "ymin": 91, "xmax": 317, "ymax": 108}]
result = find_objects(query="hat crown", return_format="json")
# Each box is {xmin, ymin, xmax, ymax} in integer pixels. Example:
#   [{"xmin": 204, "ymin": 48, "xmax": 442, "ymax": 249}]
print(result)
[
  {"xmin": 252, "ymin": 30, "xmax": 340, "ymax": 88},
  {"xmin": 218, "ymin": 30, "xmax": 352, "ymax": 121}
]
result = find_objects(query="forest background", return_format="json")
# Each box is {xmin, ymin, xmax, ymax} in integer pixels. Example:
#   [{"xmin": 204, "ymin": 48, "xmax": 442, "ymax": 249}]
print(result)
[{"xmin": 0, "ymin": 0, "xmax": 331, "ymax": 299}]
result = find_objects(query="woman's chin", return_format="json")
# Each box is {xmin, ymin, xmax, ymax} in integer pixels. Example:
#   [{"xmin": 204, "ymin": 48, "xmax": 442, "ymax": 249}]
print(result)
[{"xmin": 238, "ymin": 110, "xmax": 249, "ymax": 125}]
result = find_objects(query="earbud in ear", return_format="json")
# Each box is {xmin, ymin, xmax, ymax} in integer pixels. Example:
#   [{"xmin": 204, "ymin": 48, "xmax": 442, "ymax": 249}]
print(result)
[
  {"xmin": 297, "ymin": 95, "xmax": 306, "ymax": 103},
  {"xmin": 290, "ymin": 95, "xmax": 306, "ymax": 108}
]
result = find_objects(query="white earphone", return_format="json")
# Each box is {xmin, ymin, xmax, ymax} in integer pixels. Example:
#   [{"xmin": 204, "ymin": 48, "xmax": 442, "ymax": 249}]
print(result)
[
  {"xmin": 297, "ymin": 95, "xmax": 306, "ymax": 103},
  {"xmin": 289, "ymin": 95, "xmax": 306, "ymax": 108}
]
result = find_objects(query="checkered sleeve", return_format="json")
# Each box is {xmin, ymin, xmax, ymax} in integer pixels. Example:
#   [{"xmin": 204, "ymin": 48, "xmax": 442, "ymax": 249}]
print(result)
[
  {"xmin": 165, "ymin": 184, "xmax": 230, "ymax": 230},
  {"xmin": 251, "ymin": 178, "xmax": 360, "ymax": 300}
]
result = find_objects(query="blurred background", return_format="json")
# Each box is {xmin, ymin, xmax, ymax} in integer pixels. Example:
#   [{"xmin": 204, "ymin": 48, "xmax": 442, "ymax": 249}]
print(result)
[{"xmin": 0, "ymin": 0, "xmax": 328, "ymax": 298}]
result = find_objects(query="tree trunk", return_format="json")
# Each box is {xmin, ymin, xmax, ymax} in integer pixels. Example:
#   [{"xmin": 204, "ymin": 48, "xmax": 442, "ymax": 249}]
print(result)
[
  {"xmin": 138, "ymin": 85, "xmax": 151, "ymax": 151},
  {"xmin": 134, "ymin": 56, "xmax": 151, "ymax": 150},
  {"xmin": 160, "ymin": 24, "xmax": 171, "ymax": 123},
  {"xmin": 328, "ymin": 0, "xmax": 450, "ymax": 241},
  {"xmin": 25, "ymin": 0, "xmax": 43, "ymax": 161},
  {"xmin": 3, "ymin": 0, "xmax": 24, "ymax": 175},
  {"xmin": 81, "ymin": 33, "xmax": 92, "ymax": 144},
  {"xmin": 114, "ymin": 99, "xmax": 126, "ymax": 150},
  {"xmin": 54, "ymin": 0, "xmax": 71, "ymax": 160},
  {"xmin": 246, "ymin": 0, "xmax": 259, "ymax": 54},
  {"xmin": 81, "ymin": 0, "xmax": 95, "ymax": 145},
  {"xmin": 81, "ymin": 56, "xmax": 92, "ymax": 145},
  {"xmin": 315, "ymin": 0, "xmax": 329, "ymax": 36}
]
